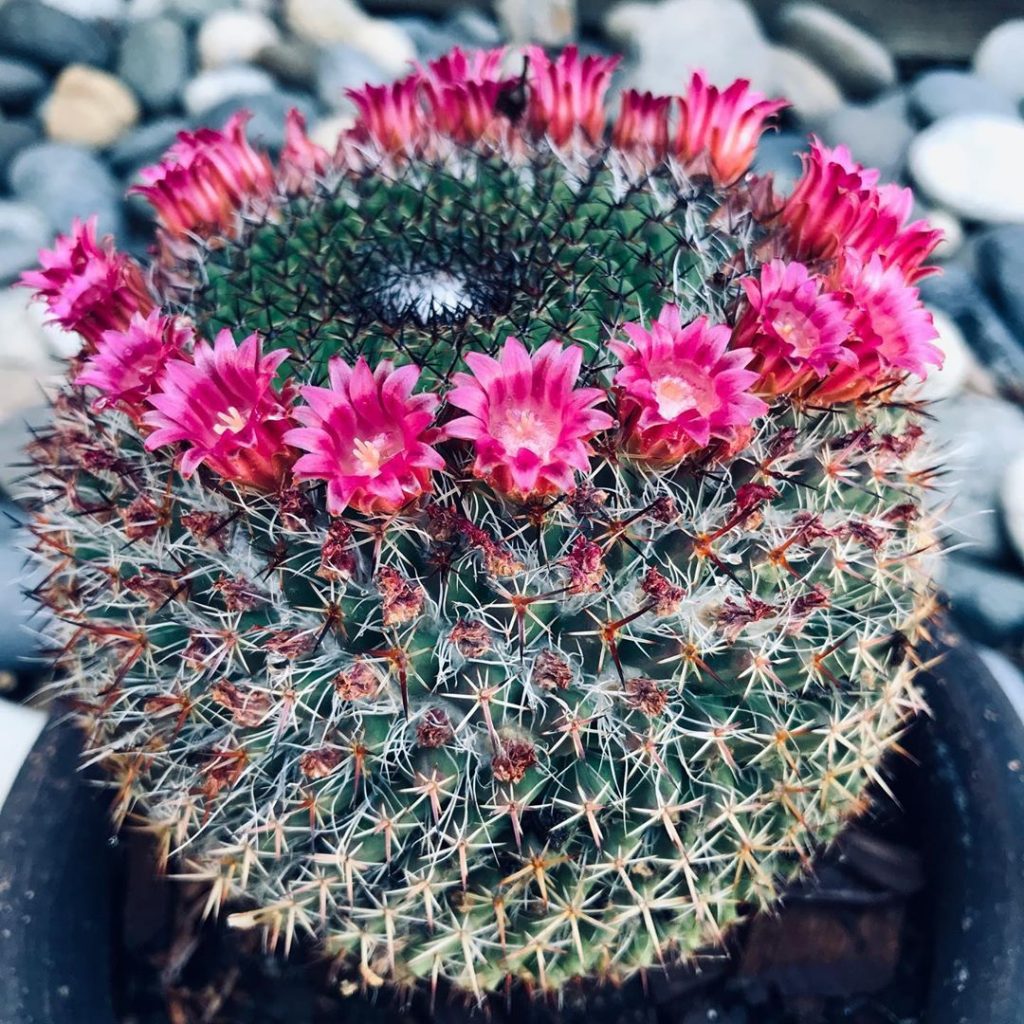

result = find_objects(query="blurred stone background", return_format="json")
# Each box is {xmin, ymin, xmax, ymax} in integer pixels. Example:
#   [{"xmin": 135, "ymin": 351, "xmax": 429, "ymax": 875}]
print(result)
[{"xmin": 1, "ymin": 0, "xmax": 1023, "ymax": 687}]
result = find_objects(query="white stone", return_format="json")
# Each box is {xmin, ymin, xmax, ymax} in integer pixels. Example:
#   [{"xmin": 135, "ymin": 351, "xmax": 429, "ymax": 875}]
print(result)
[
  {"xmin": 308, "ymin": 113, "xmax": 353, "ymax": 152},
  {"xmin": 605, "ymin": 0, "xmax": 776, "ymax": 95},
  {"xmin": 40, "ymin": 0, "xmax": 126, "ymax": 20},
  {"xmin": 771, "ymin": 45, "xmax": 843, "ymax": 124},
  {"xmin": 0, "ymin": 289, "xmax": 58, "ymax": 371},
  {"xmin": 1001, "ymin": 453, "xmax": 1024, "ymax": 567},
  {"xmin": 908, "ymin": 114, "xmax": 1024, "ymax": 224},
  {"xmin": 924, "ymin": 207, "xmax": 964, "ymax": 261},
  {"xmin": 42, "ymin": 64, "xmax": 140, "ymax": 149},
  {"xmin": 197, "ymin": 9, "xmax": 281, "ymax": 70},
  {"xmin": 908, "ymin": 309, "xmax": 972, "ymax": 401},
  {"xmin": 496, "ymin": 0, "xmax": 576, "ymax": 46},
  {"xmin": 974, "ymin": 19, "xmax": 1024, "ymax": 102},
  {"xmin": 0, "ymin": 700, "xmax": 46, "ymax": 813},
  {"xmin": 340, "ymin": 17, "xmax": 417, "ymax": 77},
  {"xmin": 183, "ymin": 65, "xmax": 276, "ymax": 117},
  {"xmin": 285, "ymin": 0, "xmax": 416, "ymax": 76}
]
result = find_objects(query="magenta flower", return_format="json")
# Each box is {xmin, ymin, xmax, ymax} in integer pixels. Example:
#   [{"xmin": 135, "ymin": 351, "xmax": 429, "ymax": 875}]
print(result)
[
  {"xmin": 525, "ymin": 46, "xmax": 620, "ymax": 147},
  {"xmin": 612, "ymin": 90, "xmax": 672, "ymax": 155},
  {"xmin": 673, "ymin": 72, "xmax": 786, "ymax": 185},
  {"xmin": 278, "ymin": 109, "xmax": 330, "ymax": 194},
  {"xmin": 733, "ymin": 259, "xmax": 854, "ymax": 397},
  {"xmin": 781, "ymin": 140, "xmax": 941, "ymax": 282},
  {"xmin": 813, "ymin": 250, "xmax": 942, "ymax": 403},
  {"xmin": 132, "ymin": 112, "xmax": 275, "ymax": 238},
  {"xmin": 143, "ymin": 330, "xmax": 294, "ymax": 491},
  {"xmin": 446, "ymin": 336, "xmax": 613, "ymax": 500},
  {"xmin": 347, "ymin": 76, "xmax": 427, "ymax": 155},
  {"xmin": 421, "ymin": 46, "xmax": 514, "ymax": 146},
  {"xmin": 20, "ymin": 217, "xmax": 152, "ymax": 348},
  {"xmin": 285, "ymin": 357, "xmax": 444, "ymax": 516},
  {"xmin": 75, "ymin": 311, "xmax": 193, "ymax": 418},
  {"xmin": 611, "ymin": 306, "xmax": 767, "ymax": 462}
]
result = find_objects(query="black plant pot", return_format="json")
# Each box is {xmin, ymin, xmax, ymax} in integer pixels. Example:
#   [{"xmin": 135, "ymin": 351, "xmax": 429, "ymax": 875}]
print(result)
[{"xmin": 1, "ymin": 638, "xmax": 1022, "ymax": 1024}]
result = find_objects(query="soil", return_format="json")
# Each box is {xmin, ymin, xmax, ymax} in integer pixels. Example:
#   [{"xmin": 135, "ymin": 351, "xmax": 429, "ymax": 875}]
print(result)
[{"xmin": 112, "ymin": 721, "xmax": 934, "ymax": 1024}]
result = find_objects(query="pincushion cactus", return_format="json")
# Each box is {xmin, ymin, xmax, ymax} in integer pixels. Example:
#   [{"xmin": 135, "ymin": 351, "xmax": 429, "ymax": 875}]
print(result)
[{"xmin": 24, "ymin": 47, "xmax": 944, "ymax": 999}]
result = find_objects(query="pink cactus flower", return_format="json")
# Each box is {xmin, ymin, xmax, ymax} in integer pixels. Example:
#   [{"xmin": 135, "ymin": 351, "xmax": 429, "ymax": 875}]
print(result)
[
  {"xmin": 446, "ymin": 336, "xmax": 613, "ymax": 500},
  {"xmin": 21, "ymin": 217, "xmax": 153, "ymax": 348},
  {"xmin": 812, "ymin": 249, "xmax": 943, "ymax": 404},
  {"xmin": 612, "ymin": 90, "xmax": 672, "ymax": 155},
  {"xmin": 525, "ymin": 46, "xmax": 620, "ymax": 147},
  {"xmin": 132, "ymin": 112, "xmax": 275, "ymax": 238},
  {"xmin": 733, "ymin": 259, "xmax": 854, "ymax": 397},
  {"xmin": 781, "ymin": 140, "xmax": 941, "ymax": 282},
  {"xmin": 611, "ymin": 306, "xmax": 767, "ymax": 462},
  {"xmin": 420, "ymin": 47, "xmax": 516, "ymax": 146},
  {"xmin": 75, "ymin": 310, "xmax": 193, "ymax": 418},
  {"xmin": 673, "ymin": 72, "xmax": 786, "ymax": 185},
  {"xmin": 143, "ymin": 329, "xmax": 294, "ymax": 491},
  {"xmin": 278, "ymin": 109, "xmax": 330, "ymax": 194},
  {"xmin": 285, "ymin": 357, "xmax": 444, "ymax": 516},
  {"xmin": 347, "ymin": 76, "xmax": 427, "ymax": 155}
]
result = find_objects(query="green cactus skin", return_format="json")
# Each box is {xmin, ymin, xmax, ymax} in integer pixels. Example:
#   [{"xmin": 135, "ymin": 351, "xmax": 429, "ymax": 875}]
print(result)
[{"xmin": 28, "ymin": 145, "xmax": 938, "ymax": 1000}]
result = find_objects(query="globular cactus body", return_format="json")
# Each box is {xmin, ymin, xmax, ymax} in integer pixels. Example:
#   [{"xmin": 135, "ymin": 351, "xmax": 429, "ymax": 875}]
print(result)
[{"xmin": 25, "ymin": 47, "xmax": 941, "ymax": 998}]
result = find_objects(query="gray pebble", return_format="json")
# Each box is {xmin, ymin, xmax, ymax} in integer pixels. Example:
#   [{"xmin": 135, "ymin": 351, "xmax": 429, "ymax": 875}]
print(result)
[
  {"xmin": 941, "ymin": 557, "xmax": 1024, "ymax": 646},
  {"xmin": 196, "ymin": 90, "xmax": 317, "ymax": 152},
  {"xmin": 108, "ymin": 115, "xmax": 188, "ymax": 175},
  {"xmin": 0, "ymin": 120, "xmax": 41, "ymax": 184},
  {"xmin": 0, "ymin": 200, "xmax": 51, "ymax": 285},
  {"xmin": 975, "ymin": 225, "xmax": 1024, "ymax": 343},
  {"xmin": 255, "ymin": 38, "xmax": 321, "ymax": 92},
  {"xmin": 118, "ymin": 17, "xmax": 190, "ymax": 114},
  {"xmin": 821, "ymin": 91, "xmax": 914, "ymax": 180},
  {"xmin": 908, "ymin": 68, "xmax": 1019, "ymax": 126},
  {"xmin": 317, "ymin": 44, "xmax": 389, "ymax": 110},
  {"xmin": 0, "ymin": 57, "xmax": 49, "ymax": 113},
  {"xmin": 8, "ymin": 142, "xmax": 123, "ymax": 239},
  {"xmin": 775, "ymin": 2, "xmax": 897, "ymax": 100},
  {"xmin": 0, "ymin": 0, "xmax": 113, "ymax": 70}
]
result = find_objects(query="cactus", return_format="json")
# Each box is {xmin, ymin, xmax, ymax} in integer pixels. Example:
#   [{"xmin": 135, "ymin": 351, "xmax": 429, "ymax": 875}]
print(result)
[{"xmin": 24, "ymin": 47, "xmax": 944, "ymax": 999}]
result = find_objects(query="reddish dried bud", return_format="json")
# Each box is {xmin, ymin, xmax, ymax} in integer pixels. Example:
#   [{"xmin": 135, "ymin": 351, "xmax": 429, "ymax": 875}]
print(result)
[
  {"xmin": 426, "ymin": 503, "xmax": 461, "ymax": 541},
  {"xmin": 299, "ymin": 746, "xmax": 343, "ymax": 780},
  {"xmin": 124, "ymin": 566, "xmax": 186, "ymax": 610},
  {"xmin": 765, "ymin": 426, "xmax": 798, "ymax": 461},
  {"xmin": 121, "ymin": 495, "xmax": 168, "ymax": 540},
  {"xmin": 788, "ymin": 584, "xmax": 831, "ymax": 631},
  {"xmin": 277, "ymin": 485, "xmax": 314, "ymax": 532},
  {"xmin": 833, "ymin": 426, "xmax": 875, "ymax": 454},
  {"xmin": 625, "ymin": 676, "xmax": 669, "ymax": 716},
  {"xmin": 199, "ymin": 747, "xmax": 248, "ymax": 798},
  {"xmin": 717, "ymin": 594, "xmax": 776, "ymax": 639},
  {"xmin": 333, "ymin": 661, "xmax": 379, "ymax": 701},
  {"xmin": 210, "ymin": 680, "xmax": 272, "ymax": 727},
  {"xmin": 844, "ymin": 519, "xmax": 887, "ymax": 551},
  {"xmin": 182, "ymin": 631, "xmax": 214, "ymax": 669},
  {"xmin": 883, "ymin": 502, "xmax": 920, "ymax": 524},
  {"xmin": 449, "ymin": 619, "xmax": 492, "ymax": 657},
  {"xmin": 734, "ymin": 482, "xmax": 779, "ymax": 513},
  {"xmin": 640, "ymin": 566, "xmax": 685, "ymax": 615},
  {"xmin": 212, "ymin": 575, "xmax": 265, "ymax": 612},
  {"xmin": 560, "ymin": 535, "xmax": 605, "ymax": 595},
  {"xmin": 568, "ymin": 484, "xmax": 608, "ymax": 519},
  {"xmin": 647, "ymin": 495, "xmax": 678, "ymax": 523},
  {"xmin": 179, "ymin": 510, "xmax": 227, "ymax": 549},
  {"xmin": 532, "ymin": 649, "xmax": 573, "ymax": 690},
  {"xmin": 417, "ymin": 707, "xmax": 454, "ymax": 748},
  {"xmin": 491, "ymin": 739, "xmax": 537, "ymax": 783},
  {"xmin": 879, "ymin": 424, "xmax": 924, "ymax": 458},
  {"xmin": 318, "ymin": 518, "xmax": 356, "ymax": 581},
  {"xmin": 789, "ymin": 512, "xmax": 838, "ymax": 545},
  {"xmin": 262, "ymin": 629, "xmax": 315, "ymax": 660},
  {"xmin": 376, "ymin": 567, "xmax": 426, "ymax": 626}
]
